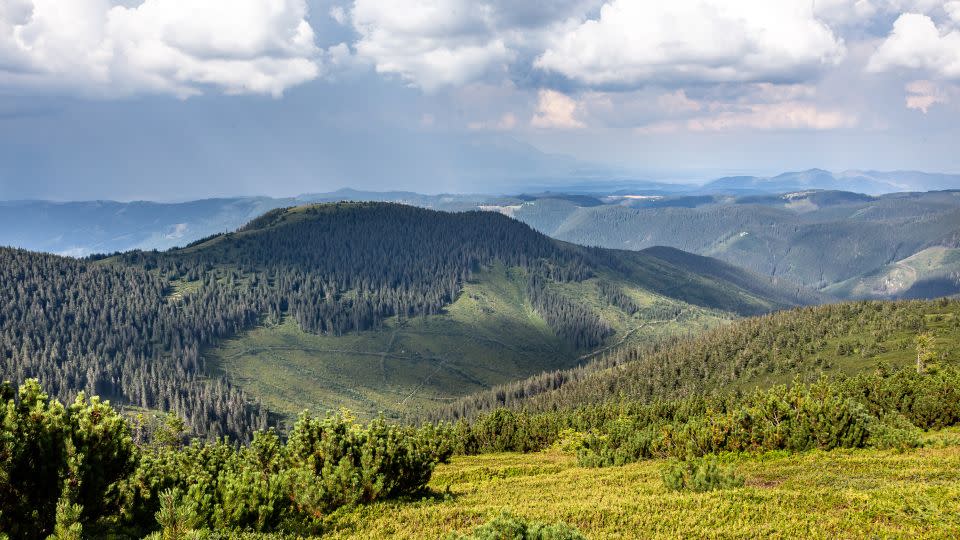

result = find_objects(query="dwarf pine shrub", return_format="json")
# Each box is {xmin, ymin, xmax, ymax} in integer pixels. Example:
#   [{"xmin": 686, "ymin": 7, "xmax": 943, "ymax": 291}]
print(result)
[
  {"xmin": 0, "ymin": 379, "xmax": 450, "ymax": 538},
  {"xmin": 661, "ymin": 457, "xmax": 744, "ymax": 492}
]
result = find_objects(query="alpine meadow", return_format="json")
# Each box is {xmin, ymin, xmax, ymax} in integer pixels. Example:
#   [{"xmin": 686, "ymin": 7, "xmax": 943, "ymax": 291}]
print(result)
[{"xmin": 2, "ymin": 1, "xmax": 960, "ymax": 538}]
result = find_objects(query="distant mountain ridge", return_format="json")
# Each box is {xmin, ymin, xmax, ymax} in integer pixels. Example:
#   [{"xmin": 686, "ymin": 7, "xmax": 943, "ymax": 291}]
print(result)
[
  {"xmin": 703, "ymin": 168, "xmax": 960, "ymax": 195},
  {"xmin": 2, "ymin": 169, "xmax": 958, "ymax": 257},
  {"xmin": 499, "ymin": 189, "xmax": 960, "ymax": 299}
]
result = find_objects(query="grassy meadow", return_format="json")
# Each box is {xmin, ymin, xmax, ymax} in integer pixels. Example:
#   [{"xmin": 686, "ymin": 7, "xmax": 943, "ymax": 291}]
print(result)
[
  {"xmin": 322, "ymin": 428, "xmax": 960, "ymax": 539},
  {"xmin": 208, "ymin": 264, "xmax": 728, "ymax": 420}
]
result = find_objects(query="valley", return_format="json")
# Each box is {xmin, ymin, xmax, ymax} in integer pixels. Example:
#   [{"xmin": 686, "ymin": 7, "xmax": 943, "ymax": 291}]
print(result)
[{"xmin": 209, "ymin": 263, "xmax": 728, "ymax": 420}]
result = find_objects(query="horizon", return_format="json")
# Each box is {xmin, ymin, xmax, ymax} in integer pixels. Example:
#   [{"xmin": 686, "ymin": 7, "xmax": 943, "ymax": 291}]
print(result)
[{"xmin": 4, "ymin": 167, "xmax": 960, "ymax": 204}]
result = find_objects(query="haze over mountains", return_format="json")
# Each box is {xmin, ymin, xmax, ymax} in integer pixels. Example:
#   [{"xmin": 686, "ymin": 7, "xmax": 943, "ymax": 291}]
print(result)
[
  {"xmin": 703, "ymin": 169, "xmax": 960, "ymax": 195},
  {"xmin": 2, "ymin": 170, "xmax": 959, "ymax": 302},
  {"xmin": 2, "ymin": 169, "xmax": 959, "ymax": 256}
]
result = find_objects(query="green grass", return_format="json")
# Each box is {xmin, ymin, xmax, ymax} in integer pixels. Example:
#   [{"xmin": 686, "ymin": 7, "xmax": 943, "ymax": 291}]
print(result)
[
  {"xmin": 320, "ymin": 431, "xmax": 960, "ymax": 539},
  {"xmin": 208, "ymin": 264, "xmax": 729, "ymax": 420},
  {"xmin": 165, "ymin": 278, "xmax": 202, "ymax": 302}
]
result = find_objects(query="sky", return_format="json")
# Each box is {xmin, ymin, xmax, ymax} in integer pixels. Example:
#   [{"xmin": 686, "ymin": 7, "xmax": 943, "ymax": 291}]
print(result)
[{"xmin": 1, "ymin": 0, "xmax": 959, "ymax": 200}]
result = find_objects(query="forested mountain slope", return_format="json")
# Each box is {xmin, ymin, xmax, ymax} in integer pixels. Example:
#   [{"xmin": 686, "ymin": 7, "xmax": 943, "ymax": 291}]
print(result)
[
  {"xmin": 435, "ymin": 297, "xmax": 960, "ymax": 420},
  {"xmin": 500, "ymin": 190, "xmax": 960, "ymax": 293},
  {"xmin": 0, "ymin": 203, "xmax": 808, "ymax": 437}
]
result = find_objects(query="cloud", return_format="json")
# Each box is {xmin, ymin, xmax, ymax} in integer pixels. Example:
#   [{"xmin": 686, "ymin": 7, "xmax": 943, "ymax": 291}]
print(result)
[
  {"xmin": 948, "ymin": 1, "xmax": 960, "ymax": 23},
  {"xmin": 905, "ymin": 79, "xmax": 954, "ymax": 112},
  {"xmin": 329, "ymin": 6, "xmax": 347, "ymax": 25},
  {"xmin": 534, "ymin": 0, "xmax": 846, "ymax": 88},
  {"xmin": 346, "ymin": 0, "xmax": 598, "ymax": 91},
  {"xmin": 689, "ymin": 103, "xmax": 857, "ymax": 131},
  {"xmin": 812, "ymin": 0, "xmax": 880, "ymax": 26},
  {"xmin": 636, "ymin": 102, "xmax": 857, "ymax": 133},
  {"xmin": 0, "ymin": 0, "xmax": 321, "ymax": 98},
  {"xmin": 349, "ymin": 0, "xmax": 510, "ymax": 91},
  {"xmin": 530, "ymin": 89, "xmax": 584, "ymax": 129},
  {"xmin": 868, "ymin": 13, "xmax": 960, "ymax": 79},
  {"xmin": 812, "ymin": 0, "xmax": 949, "ymax": 27},
  {"xmin": 657, "ymin": 90, "xmax": 702, "ymax": 114}
]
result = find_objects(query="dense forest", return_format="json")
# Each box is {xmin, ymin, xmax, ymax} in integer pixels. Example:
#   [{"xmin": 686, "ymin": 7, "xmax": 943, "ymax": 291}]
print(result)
[
  {"xmin": 0, "ymin": 248, "xmax": 270, "ymax": 439},
  {"xmin": 432, "ymin": 298, "xmax": 960, "ymax": 420}
]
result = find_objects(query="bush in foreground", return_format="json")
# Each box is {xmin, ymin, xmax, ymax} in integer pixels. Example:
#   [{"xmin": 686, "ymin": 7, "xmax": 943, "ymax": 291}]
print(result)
[{"xmin": 0, "ymin": 380, "xmax": 450, "ymax": 539}]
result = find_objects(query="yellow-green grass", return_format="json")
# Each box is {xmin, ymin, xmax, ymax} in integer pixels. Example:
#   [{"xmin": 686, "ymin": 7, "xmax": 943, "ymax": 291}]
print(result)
[
  {"xmin": 323, "ymin": 429, "xmax": 960, "ymax": 539},
  {"xmin": 208, "ymin": 264, "xmax": 728, "ymax": 420}
]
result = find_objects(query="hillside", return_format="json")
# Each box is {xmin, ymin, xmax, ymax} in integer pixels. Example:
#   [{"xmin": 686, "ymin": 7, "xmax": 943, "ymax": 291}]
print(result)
[
  {"xmin": 500, "ymin": 189, "xmax": 960, "ymax": 293},
  {"xmin": 437, "ymin": 297, "xmax": 960, "ymax": 420},
  {"xmin": 0, "ymin": 202, "xmax": 806, "ymax": 437},
  {"xmin": 824, "ymin": 246, "xmax": 960, "ymax": 299},
  {"xmin": 6, "ymin": 297, "xmax": 960, "ymax": 539}
]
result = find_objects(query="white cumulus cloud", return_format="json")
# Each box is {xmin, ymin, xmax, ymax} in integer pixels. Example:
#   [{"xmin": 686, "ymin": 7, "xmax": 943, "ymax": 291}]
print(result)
[
  {"xmin": 0, "ymin": 0, "xmax": 321, "ymax": 98},
  {"xmin": 535, "ymin": 0, "xmax": 847, "ymax": 87},
  {"xmin": 349, "ymin": 0, "xmax": 512, "ymax": 91},
  {"xmin": 868, "ymin": 12, "xmax": 960, "ymax": 79},
  {"xmin": 346, "ymin": 0, "xmax": 599, "ymax": 91}
]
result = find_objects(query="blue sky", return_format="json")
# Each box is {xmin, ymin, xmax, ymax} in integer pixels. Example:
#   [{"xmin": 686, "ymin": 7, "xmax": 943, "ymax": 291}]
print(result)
[{"xmin": 1, "ymin": 0, "xmax": 959, "ymax": 200}]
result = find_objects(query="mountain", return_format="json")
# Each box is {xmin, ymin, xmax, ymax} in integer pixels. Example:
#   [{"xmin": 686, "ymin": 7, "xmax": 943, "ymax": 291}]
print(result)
[
  {"xmin": 839, "ymin": 170, "xmax": 960, "ymax": 192},
  {"xmin": 703, "ymin": 168, "xmax": 960, "ymax": 195},
  {"xmin": 2, "ymin": 168, "xmax": 957, "ymax": 256},
  {"xmin": 0, "ymin": 197, "xmax": 287, "ymax": 256},
  {"xmin": 501, "ymin": 189, "xmax": 960, "ymax": 294},
  {"xmin": 0, "ymin": 202, "xmax": 811, "ymax": 439},
  {"xmin": 0, "ymin": 192, "xmax": 483, "ymax": 256}
]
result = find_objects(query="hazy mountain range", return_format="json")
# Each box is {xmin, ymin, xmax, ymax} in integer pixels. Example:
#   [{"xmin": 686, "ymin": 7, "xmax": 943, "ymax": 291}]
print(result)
[
  {"xmin": 3, "ymin": 170, "xmax": 960, "ymax": 301},
  {"xmin": 3, "ymin": 169, "xmax": 959, "ymax": 257},
  {"xmin": 703, "ymin": 169, "xmax": 960, "ymax": 195}
]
